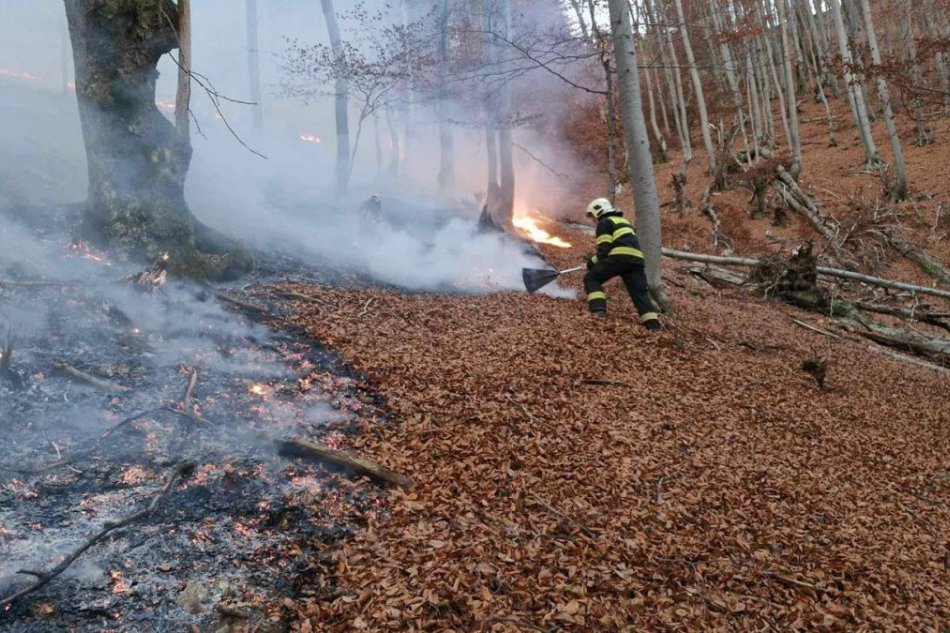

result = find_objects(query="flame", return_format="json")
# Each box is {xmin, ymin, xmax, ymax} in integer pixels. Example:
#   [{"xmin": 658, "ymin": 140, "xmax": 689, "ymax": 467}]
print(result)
[
  {"xmin": 299, "ymin": 134, "xmax": 322, "ymax": 144},
  {"xmin": 156, "ymin": 100, "xmax": 176, "ymax": 112},
  {"xmin": 248, "ymin": 383, "xmax": 269, "ymax": 397},
  {"xmin": 513, "ymin": 210, "xmax": 572, "ymax": 248}
]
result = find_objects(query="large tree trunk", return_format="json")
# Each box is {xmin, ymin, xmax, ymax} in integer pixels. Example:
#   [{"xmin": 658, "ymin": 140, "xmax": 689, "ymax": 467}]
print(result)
[
  {"xmin": 246, "ymin": 0, "xmax": 264, "ymax": 135},
  {"xmin": 320, "ymin": 0, "xmax": 350, "ymax": 194},
  {"xmin": 587, "ymin": 0, "xmax": 620, "ymax": 201},
  {"xmin": 63, "ymin": 0, "xmax": 247, "ymax": 279},
  {"xmin": 607, "ymin": 0, "xmax": 671, "ymax": 312},
  {"xmin": 436, "ymin": 0, "xmax": 455, "ymax": 190}
]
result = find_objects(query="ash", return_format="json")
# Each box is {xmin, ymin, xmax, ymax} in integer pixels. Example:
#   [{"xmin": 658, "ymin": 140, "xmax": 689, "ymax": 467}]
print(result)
[{"xmin": 0, "ymin": 213, "xmax": 387, "ymax": 632}]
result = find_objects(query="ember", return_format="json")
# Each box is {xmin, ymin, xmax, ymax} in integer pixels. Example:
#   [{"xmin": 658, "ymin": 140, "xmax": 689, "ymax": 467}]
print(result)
[{"xmin": 512, "ymin": 210, "xmax": 572, "ymax": 248}]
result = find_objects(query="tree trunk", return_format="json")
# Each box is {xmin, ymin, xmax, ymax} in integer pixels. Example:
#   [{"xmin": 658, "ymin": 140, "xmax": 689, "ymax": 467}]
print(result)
[
  {"xmin": 175, "ymin": 0, "xmax": 191, "ymax": 139},
  {"xmin": 607, "ymin": 0, "xmax": 670, "ymax": 312},
  {"xmin": 708, "ymin": 0, "xmax": 748, "ymax": 152},
  {"xmin": 386, "ymin": 106, "xmax": 401, "ymax": 176},
  {"xmin": 829, "ymin": 0, "xmax": 882, "ymax": 169},
  {"xmin": 320, "ymin": 0, "xmax": 350, "ymax": 194},
  {"xmin": 647, "ymin": 0, "xmax": 691, "ymax": 160},
  {"xmin": 436, "ymin": 0, "xmax": 455, "ymax": 190},
  {"xmin": 246, "ymin": 0, "xmax": 264, "ymax": 135},
  {"xmin": 587, "ymin": 0, "xmax": 620, "ymax": 201},
  {"xmin": 63, "ymin": 0, "xmax": 247, "ymax": 279},
  {"xmin": 643, "ymin": 52, "xmax": 668, "ymax": 162},
  {"xmin": 776, "ymin": 0, "xmax": 803, "ymax": 177},
  {"xmin": 673, "ymin": 0, "xmax": 716, "ymax": 174},
  {"xmin": 60, "ymin": 25, "xmax": 71, "ymax": 94},
  {"xmin": 898, "ymin": 0, "xmax": 930, "ymax": 146},
  {"xmin": 859, "ymin": 0, "xmax": 907, "ymax": 200}
]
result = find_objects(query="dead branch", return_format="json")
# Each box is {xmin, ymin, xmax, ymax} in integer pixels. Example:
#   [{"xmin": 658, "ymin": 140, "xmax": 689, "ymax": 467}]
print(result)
[
  {"xmin": 182, "ymin": 368, "xmax": 198, "ymax": 405},
  {"xmin": 580, "ymin": 378, "xmax": 636, "ymax": 388},
  {"xmin": 275, "ymin": 438, "xmax": 410, "ymax": 488},
  {"xmin": 53, "ymin": 362, "xmax": 130, "ymax": 393},
  {"xmin": 661, "ymin": 248, "xmax": 950, "ymax": 300},
  {"xmin": 775, "ymin": 166, "xmax": 853, "ymax": 267},
  {"xmin": 216, "ymin": 293, "xmax": 270, "ymax": 315},
  {"xmin": 869, "ymin": 228, "xmax": 950, "ymax": 286},
  {"xmin": 529, "ymin": 494, "xmax": 597, "ymax": 539},
  {"xmin": 699, "ymin": 185, "xmax": 735, "ymax": 254},
  {"xmin": 277, "ymin": 291, "xmax": 337, "ymax": 308},
  {"xmin": 855, "ymin": 302, "xmax": 950, "ymax": 333},
  {"xmin": 0, "ymin": 462, "xmax": 193, "ymax": 609},
  {"xmin": 791, "ymin": 318, "xmax": 843, "ymax": 340}
]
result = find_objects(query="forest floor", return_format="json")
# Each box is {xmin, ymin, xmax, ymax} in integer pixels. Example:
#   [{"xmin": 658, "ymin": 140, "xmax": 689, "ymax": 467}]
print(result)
[{"xmin": 263, "ymin": 101, "xmax": 950, "ymax": 631}]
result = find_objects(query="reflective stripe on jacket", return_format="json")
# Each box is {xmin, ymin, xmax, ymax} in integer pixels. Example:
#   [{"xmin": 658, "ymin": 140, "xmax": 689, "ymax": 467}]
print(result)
[{"xmin": 590, "ymin": 213, "xmax": 644, "ymax": 263}]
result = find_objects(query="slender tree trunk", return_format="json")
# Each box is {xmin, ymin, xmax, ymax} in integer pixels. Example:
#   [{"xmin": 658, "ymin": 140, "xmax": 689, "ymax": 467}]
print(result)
[
  {"xmin": 386, "ymin": 107, "xmax": 401, "ymax": 176},
  {"xmin": 374, "ymin": 111, "xmax": 383, "ymax": 178},
  {"xmin": 246, "ymin": 0, "xmax": 263, "ymax": 135},
  {"xmin": 673, "ymin": 0, "xmax": 716, "ymax": 174},
  {"xmin": 647, "ymin": 0, "xmax": 691, "ymax": 160},
  {"xmin": 809, "ymin": 0, "xmax": 842, "ymax": 97},
  {"xmin": 607, "ymin": 0, "xmax": 670, "ymax": 312},
  {"xmin": 898, "ymin": 0, "xmax": 930, "ymax": 145},
  {"xmin": 651, "ymin": 64, "xmax": 671, "ymax": 136},
  {"xmin": 60, "ymin": 25, "xmax": 71, "ymax": 94},
  {"xmin": 643, "ymin": 52, "xmax": 669, "ymax": 162},
  {"xmin": 829, "ymin": 0, "xmax": 882, "ymax": 168},
  {"xmin": 436, "ymin": 0, "xmax": 455, "ymax": 190},
  {"xmin": 777, "ymin": 0, "xmax": 802, "ymax": 177},
  {"xmin": 64, "ymin": 0, "xmax": 247, "ymax": 278},
  {"xmin": 708, "ymin": 0, "xmax": 748, "ymax": 152},
  {"xmin": 175, "ymin": 0, "xmax": 191, "ymax": 140},
  {"xmin": 496, "ymin": 0, "xmax": 515, "ymax": 226},
  {"xmin": 860, "ymin": 0, "xmax": 907, "ymax": 200},
  {"xmin": 758, "ymin": 0, "xmax": 792, "ymax": 150},
  {"xmin": 320, "ymin": 0, "xmax": 350, "ymax": 193},
  {"xmin": 587, "ymin": 0, "xmax": 620, "ymax": 201}
]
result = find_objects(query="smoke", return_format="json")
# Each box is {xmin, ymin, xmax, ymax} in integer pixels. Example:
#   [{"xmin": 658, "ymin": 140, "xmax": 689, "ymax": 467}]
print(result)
[{"xmin": 0, "ymin": 0, "xmax": 585, "ymax": 298}]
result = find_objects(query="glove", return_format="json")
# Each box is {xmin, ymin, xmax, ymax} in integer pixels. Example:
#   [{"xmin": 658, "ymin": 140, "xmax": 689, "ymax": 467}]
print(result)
[{"xmin": 586, "ymin": 256, "xmax": 596, "ymax": 270}]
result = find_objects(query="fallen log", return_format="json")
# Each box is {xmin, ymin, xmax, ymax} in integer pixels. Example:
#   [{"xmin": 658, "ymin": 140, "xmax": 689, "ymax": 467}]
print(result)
[
  {"xmin": 661, "ymin": 248, "xmax": 950, "ymax": 301},
  {"xmin": 774, "ymin": 166, "xmax": 853, "ymax": 267},
  {"xmin": 275, "ymin": 438, "xmax": 410, "ymax": 489},
  {"xmin": 869, "ymin": 228, "xmax": 950, "ymax": 286},
  {"xmin": 0, "ymin": 462, "xmax": 193, "ymax": 609},
  {"xmin": 216, "ymin": 293, "xmax": 270, "ymax": 315},
  {"xmin": 685, "ymin": 264, "xmax": 748, "ymax": 289},
  {"xmin": 53, "ymin": 362, "xmax": 130, "ymax": 393},
  {"xmin": 855, "ymin": 302, "xmax": 950, "ymax": 333}
]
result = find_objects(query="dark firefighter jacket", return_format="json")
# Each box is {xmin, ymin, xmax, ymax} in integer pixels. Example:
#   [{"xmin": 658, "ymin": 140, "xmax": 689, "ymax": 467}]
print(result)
[{"xmin": 590, "ymin": 213, "xmax": 644, "ymax": 264}]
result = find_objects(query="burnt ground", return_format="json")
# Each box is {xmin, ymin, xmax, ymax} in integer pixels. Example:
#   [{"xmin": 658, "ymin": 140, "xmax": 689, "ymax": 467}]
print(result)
[{"xmin": 0, "ymin": 214, "xmax": 392, "ymax": 632}]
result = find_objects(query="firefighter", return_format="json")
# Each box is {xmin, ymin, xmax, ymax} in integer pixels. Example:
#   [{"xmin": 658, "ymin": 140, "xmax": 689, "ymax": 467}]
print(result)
[
  {"xmin": 583, "ymin": 198, "xmax": 661, "ymax": 331},
  {"xmin": 359, "ymin": 194, "xmax": 383, "ymax": 222}
]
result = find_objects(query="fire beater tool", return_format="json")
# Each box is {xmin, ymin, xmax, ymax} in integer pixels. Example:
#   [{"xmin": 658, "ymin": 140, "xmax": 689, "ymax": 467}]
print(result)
[{"xmin": 522, "ymin": 265, "xmax": 586, "ymax": 293}]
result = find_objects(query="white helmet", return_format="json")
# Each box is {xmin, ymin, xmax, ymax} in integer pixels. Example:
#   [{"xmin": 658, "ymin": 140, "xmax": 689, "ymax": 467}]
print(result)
[{"xmin": 586, "ymin": 197, "xmax": 614, "ymax": 219}]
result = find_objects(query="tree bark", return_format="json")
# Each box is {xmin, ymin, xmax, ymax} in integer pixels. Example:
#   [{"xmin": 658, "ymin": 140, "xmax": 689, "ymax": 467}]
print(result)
[
  {"xmin": 63, "ymin": 0, "xmax": 248, "ymax": 279},
  {"xmin": 175, "ymin": 0, "xmax": 191, "ymax": 139},
  {"xmin": 859, "ymin": 0, "xmax": 907, "ymax": 200},
  {"xmin": 829, "ymin": 0, "xmax": 882, "ymax": 169},
  {"xmin": 673, "ymin": 0, "xmax": 716, "ymax": 174},
  {"xmin": 898, "ymin": 0, "xmax": 931, "ymax": 146},
  {"xmin": 436, "ymin": 0, "xmax": 455, "ymax": 190},
  {"xmin": 246, "ymin": 0, "xmax": 264, "ymax": 135},
  {"xmin": 607, "ymin": 0, "xmax": 670, "ymax": 312},
  {"xmin": 320, "ymin": 0, "xmax": 350, "ymax": 194},
  {"xmin": 776, "ymin": 0, "xmax": 803, "ymax": 177},
  {"xmin": 587, "ymin": 0, "xmax": 620, "ymax": 201}
]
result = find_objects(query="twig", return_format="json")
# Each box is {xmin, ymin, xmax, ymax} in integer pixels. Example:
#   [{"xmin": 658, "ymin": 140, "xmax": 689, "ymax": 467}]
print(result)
[
  {"xmin": 790, "ymin": 318, "xmax": 842, "ymax": 340},
  {"xmin": 762, "ymin": 570, "xmax": 827, "ymax": 594},
  {"xmin": 100, "ymin": 408, "xmax": 164, "ymax": 439},
  {"xmin": 529, "ymin": 494, "xmax": 597, "ymax": 539},
  {"xmin": 53, "ymin": 362, "xmax": 130, "ymax": 393},
  {"xmin": 183, "ymin": 368, "xmax": 198, "ymax": 405},
  {"xmin": 357, "ymin": 298, "xmax": 376, "ymax": 318},
  {"xmin": 580, "ymin": 378, "xmax": 636, "ymax": 388},
  {"xmin": 512, "ymin": 142, "xmax": 575, "ymax": 182},
  {"xmin": 275, "ymin": 438, "xmax": 410, "ymax": 488},
  {"xmin": 0, "ymin": 462, "xmax": 193, "ymax": 609},
  {"xmin": 479, "ymin": 616, "xmax": 555, "ymax": 633},
  {"xmin": 506, "ymin": 395, "xmax": 542, "ymax": 425},
  {"xmin": 278, "ymin": 291, "xmax": 337, "ymax": 308}
]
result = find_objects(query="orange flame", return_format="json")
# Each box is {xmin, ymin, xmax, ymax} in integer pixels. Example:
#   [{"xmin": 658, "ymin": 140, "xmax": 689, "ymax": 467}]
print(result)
[{"xmin": 512, "ymin": 210, "xmax": 572, "ymax": 248}]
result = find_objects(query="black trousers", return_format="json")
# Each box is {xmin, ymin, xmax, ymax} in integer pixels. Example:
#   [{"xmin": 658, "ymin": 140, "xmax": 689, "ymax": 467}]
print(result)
[{"xmin": 583, "ymin": 257, "xmax": 660, "ymax": 327}]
